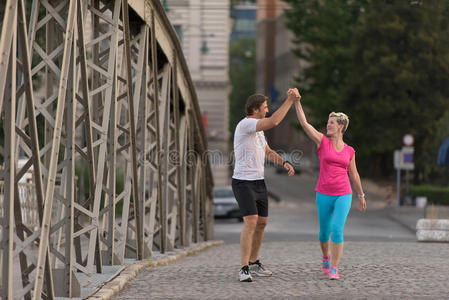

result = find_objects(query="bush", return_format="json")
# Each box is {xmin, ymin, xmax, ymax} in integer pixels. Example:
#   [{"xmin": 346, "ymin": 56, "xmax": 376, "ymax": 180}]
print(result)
[{"xmin": 410, "ymin": 185, "xmax": 449, "ymax": 206}]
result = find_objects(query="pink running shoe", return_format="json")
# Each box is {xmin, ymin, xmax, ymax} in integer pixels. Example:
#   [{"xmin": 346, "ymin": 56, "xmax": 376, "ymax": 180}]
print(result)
[
  {"xmin": 322, "ymin": 256, "xmax": 330, "ymax": 274},
  {"xmin": 329, "ymin": 266, "xmax": 339, "ymax": 280}
]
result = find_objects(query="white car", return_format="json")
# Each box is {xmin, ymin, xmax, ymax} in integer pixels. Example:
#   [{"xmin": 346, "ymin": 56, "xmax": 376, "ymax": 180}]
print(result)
[{"xmin": 213, "ymin": 186, "xmax": 242, "ymax": 221}]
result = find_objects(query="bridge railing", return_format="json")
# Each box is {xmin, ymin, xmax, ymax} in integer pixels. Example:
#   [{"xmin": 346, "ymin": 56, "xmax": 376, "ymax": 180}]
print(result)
[{"xmin": 0, "ymin": 0, "xmax": 214, "ymax": 298}]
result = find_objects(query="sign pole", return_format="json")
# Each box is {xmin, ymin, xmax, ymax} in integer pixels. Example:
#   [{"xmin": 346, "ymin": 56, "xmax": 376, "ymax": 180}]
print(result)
[
  {"xmin": 405, "ymin": 170, "xmax": 409, "ymax": 198},
  {"xmin": 396, "ymin": 168, "xmax": 401, "ymax": 211},
  {"xmin": 394, "ymin": 134, "xmax": 414, "ymax": 210}
]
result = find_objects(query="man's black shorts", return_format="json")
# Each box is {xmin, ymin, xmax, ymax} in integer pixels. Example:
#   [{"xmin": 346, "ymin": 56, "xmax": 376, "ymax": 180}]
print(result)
[{"xmin": 231, "ymin": 178, "xmax": 268, "ymax": 217}]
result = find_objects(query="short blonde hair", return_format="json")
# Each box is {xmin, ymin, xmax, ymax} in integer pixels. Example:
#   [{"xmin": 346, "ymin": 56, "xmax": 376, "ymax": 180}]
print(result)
[{"xmin": 329, "ymin": 112, "xmax": 349, "ymax": 133}]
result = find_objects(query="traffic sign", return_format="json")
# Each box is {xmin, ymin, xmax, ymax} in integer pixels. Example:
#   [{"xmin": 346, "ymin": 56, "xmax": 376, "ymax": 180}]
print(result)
[
  {"xmin": 403, "ymin": 134, "xmax": 414, "ymax": 146},
  {"xmin": 394, "ymin": 147, "xmax": 414, "ymax": 170}
]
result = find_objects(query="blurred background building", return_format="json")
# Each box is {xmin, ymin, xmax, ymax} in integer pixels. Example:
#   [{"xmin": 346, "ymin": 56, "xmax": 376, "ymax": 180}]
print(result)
[
  {"xmin": 231, "ymin": 1, "xmax": 257, "ymax": 42},
  {"xmin": 165, "ymin": 0, "xmax": 231, "ymax": 186},
  {"xmin": 165, "ymin": 0, "xmax": 316, "ymax": 184},
  {"xmin": 256, "ymin": 0, "xmax": 315, "ymax": 169}
]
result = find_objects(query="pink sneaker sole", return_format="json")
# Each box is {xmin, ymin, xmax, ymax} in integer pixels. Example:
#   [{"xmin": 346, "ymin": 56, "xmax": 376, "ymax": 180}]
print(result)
[{"xmin": 329, "ymin": 266, "xmax": 339, "ymax": 279}]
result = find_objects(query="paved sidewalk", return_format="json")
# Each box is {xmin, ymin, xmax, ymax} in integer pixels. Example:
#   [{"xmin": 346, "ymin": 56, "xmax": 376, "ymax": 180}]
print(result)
[
  {"xmin": 86, "ymin": 241, "xmax": 223, "ymax": 300},
  {"xmin": 112, "ymin": 241, "xmax": 448, "ymax": 299},
  {"xmin": 387, "ymin": 206, "xmax": 426, "ymax": 233}
]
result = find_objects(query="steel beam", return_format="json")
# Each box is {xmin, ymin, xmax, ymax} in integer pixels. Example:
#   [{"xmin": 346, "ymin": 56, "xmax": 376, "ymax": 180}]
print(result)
[
  {"xmin": 0, "ymin": 16, "xmax": 17, "ymax": 299},
  {"xmin": 150, "ymin": 10, "xmax": 165, "ymax": 253},
  {"xmin": 0, "ymin": 1, "xmax": 213, "ymax": 297},
  {"xmin": 121, "ymin": 0, "xmax": 143, "ymax": 260},
  {"xmin": 0, "ymin": 0, "xmax": 18, "ymax": 114}
]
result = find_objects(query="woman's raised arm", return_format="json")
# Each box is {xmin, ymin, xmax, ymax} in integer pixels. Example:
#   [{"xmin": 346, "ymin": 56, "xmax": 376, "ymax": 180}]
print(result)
[{"xmin": 294, "ymin": 95, "xmax": 323, "ymax": 147}]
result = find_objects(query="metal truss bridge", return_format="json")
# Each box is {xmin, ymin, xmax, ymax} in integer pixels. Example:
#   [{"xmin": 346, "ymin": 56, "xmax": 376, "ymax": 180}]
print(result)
[{"xmin": 0, "ymin": 0, "xmax": 214, "ymax": 298}]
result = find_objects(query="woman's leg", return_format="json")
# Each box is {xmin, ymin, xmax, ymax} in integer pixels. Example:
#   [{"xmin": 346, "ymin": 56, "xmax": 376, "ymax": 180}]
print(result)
[
  {"xmin": 330, "ymin": 194, "xmax": 352, "ymax": 266},
  {"xmin": 331, "ymin": 243, "xmax": 344, "ymax": 267},
  {"xmin": 320, "ymin": 240, "xmax": 330, "ymax": 257},
  {"xmin": 316, "ymin": 192, "xmax": 335, "ymax": 257}
]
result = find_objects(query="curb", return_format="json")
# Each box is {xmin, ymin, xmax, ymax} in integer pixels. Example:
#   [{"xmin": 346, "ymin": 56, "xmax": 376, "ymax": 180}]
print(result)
[
  {"xmin": 386, "ymin": 210, "xmax": 417, "ymax": 234},
  {"xmin": 385, "ymin": 208, "xmax": 419, "ymax": 234},
  {"xmin": 86, "ymin": 240, "xmax": 224, "ymax": 300},
  {"xmin": 416, "ymin": 219, "xmax": 449, "ymax": 242}
]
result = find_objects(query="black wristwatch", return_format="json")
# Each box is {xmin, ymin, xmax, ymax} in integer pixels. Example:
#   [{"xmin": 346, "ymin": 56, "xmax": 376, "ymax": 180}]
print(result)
[{"xmin": 282, "ymin": 160, "xmax": 290, "ymax": 167}]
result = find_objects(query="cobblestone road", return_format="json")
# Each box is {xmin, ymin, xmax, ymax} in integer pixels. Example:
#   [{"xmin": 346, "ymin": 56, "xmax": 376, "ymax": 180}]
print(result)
[{"xmin": 112, "ymin": 241, "xmax": 449, "ymax": 299}]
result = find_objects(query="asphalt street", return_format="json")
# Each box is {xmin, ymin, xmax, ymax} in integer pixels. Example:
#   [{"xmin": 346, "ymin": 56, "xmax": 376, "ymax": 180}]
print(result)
[
  {"xmin": 214, "ymin": 166, "xmax": 415, "ymax": 244},
  {"xmin": 113, "ymin": 167, "xmax": 449, "ymax": 299}
]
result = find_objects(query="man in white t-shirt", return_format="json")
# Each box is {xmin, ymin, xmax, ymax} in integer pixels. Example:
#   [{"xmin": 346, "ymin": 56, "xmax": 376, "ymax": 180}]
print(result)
[{"xmin": 233, "ymin": 89, "xmax": 300, "ymax": 282}]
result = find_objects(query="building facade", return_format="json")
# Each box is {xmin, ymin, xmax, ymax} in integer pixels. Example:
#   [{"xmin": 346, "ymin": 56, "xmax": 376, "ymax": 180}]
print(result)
[
  {"xmin": 166, "ymin": 0, "xmax": 231, "ymax": 186},
  {"xmin": 231, "ymin": 1, "xmax": 257, "ymax": 42},
  {"xmin": 256, "ymin": 0, "xmax": 316, "ymax": 168}
]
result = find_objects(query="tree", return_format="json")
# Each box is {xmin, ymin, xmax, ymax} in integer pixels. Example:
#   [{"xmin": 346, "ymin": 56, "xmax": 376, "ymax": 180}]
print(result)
[
  {"xmin": 229, "ymin": 37, "xmax": 256, "ymax": 138},
  {"xmin": 284, "ymin": 0, "xmax": 449, "ymax": 181},
  {"xmin": 344, "ymin": 1, "xmax": 449, "ymax": 180},
  {"xmin": 283, "ymin": 0, "xmax": 366, "ymax": 127},
  {"xmin": 426, "ymin": 110, "xmax": 449, "ymax": 185}
]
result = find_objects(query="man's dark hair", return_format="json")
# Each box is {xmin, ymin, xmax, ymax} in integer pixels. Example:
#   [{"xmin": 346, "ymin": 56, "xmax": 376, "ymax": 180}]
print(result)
[{"xmin": 246, "ymin": 94, "xmax": 268, "ymax": 116}]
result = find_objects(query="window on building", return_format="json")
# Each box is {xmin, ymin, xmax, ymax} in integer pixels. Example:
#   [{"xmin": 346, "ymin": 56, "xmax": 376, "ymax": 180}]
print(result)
[{"xmin": 234, "ymin": 19, "xmax": 256, "ymax": 33}]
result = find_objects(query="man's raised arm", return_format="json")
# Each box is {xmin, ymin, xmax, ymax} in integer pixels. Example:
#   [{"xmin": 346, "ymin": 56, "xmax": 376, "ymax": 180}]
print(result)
[{"xmin": 256, "ymin": 89, "xmax": 299, "ymax": 132}]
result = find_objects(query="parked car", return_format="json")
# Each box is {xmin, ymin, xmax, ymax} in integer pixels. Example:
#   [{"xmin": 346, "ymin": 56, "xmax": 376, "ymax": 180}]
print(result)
[{"xmin": 213, "ymin": 186, "xmax": 242, "ymax": 221}]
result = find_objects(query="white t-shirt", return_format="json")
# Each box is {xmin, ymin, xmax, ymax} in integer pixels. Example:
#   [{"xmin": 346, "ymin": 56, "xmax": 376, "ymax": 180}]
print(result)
[{"xmin": 232, "ymin": 118, "xmax": 267, "ymax": 180}]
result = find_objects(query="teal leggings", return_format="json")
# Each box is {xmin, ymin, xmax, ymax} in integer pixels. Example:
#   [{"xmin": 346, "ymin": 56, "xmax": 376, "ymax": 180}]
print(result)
[{"xmin": 316, "ymin": 192, "xmax": 352, "ymax": 243}]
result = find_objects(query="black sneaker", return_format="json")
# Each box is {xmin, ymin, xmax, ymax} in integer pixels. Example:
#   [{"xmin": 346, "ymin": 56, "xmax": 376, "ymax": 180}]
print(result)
[
  {"xmin": 249, "ymin": 260, "xmax": 272, "ymax": 277},
  {"xmin": 238, "ymin": 265, "xmax": 253, "ymax": 282}
]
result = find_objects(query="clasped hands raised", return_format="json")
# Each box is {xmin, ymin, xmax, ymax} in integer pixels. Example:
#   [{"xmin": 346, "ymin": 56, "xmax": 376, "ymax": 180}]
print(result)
[{"xmin": 287, "ymin": 88, "xmax": 301, "ymax": 102}]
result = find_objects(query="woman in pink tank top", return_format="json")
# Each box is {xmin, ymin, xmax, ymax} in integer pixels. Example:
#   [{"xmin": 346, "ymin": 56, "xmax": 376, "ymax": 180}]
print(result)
[{"xmin": 291, "ymin": 88, "xmax": 367, "ymax": 280}]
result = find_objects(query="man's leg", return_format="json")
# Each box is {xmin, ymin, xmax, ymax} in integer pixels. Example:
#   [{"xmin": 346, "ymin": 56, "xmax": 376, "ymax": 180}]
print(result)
[
  {"xmin": 248, "ymin": 216, "xmax": 272, "ymax": 277},
  {"xmin": 249, "ymin": 216, "xmax": 267, "ymax": 263},
  {"xmin": 240, "ymin": 214, "xmax": 258, "ymax": 267},
  {"xmin": 248, "ymin": 180, "xmax": 272, "ymax": 277}
]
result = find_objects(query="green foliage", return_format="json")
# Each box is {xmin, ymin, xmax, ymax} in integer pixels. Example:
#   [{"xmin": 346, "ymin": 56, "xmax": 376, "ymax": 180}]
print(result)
[
  {"xmin": 283, "ymin": 0, "xmax": 366, "ymax": 126},
  {"xmin": 229, "ymin": 37, "xmax": 256, "ymax": 139},
  {"xmin": 75, "ymin": 161, "xmax": 91, "ymax": 201},
  {"xmin": 345, "ymin": 1, "xmax": 449, "ymax": 179},
  {"xmin": 75, "ymin": 161, "xmax": 125, "ymax": 217},
  {"xmin": 115, "ymin": 169, "xmax": 125, "ymax": 216},
  {"xmin": 284, "ymin": 0, "xmax": 449, "ymax": 181},
  {"xmin": 414, "ymin": 100, "xmax": 449, "ymax": 186},
  {"xmin": 410, "ymin": 185, "xmax": 449, "ymax": 206}
]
